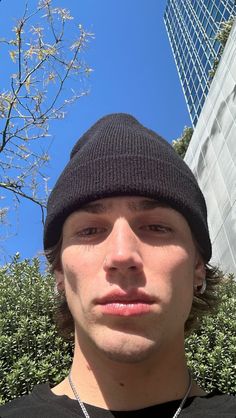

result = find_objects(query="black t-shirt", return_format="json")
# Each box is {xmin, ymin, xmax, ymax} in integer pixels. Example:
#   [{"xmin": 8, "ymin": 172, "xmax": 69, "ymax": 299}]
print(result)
[{"xmin": 0, "ymin": 383, "xmax": 235, "ymax": 418}]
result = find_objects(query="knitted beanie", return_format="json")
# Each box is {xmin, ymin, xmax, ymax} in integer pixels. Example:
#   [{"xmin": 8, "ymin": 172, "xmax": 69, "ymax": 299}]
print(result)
[{"xmin": 44, "ymin": 113, "xmax": 211, "ymax": 262}]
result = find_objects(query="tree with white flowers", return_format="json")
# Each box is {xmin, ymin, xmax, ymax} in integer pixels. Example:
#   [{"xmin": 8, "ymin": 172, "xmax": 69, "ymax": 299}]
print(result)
[{"xmin": 0, "ymin": 0, "xmax": 93, "ymax": 227}]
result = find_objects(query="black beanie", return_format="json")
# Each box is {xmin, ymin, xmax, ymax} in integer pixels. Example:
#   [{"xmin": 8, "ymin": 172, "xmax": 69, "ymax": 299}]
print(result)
[{"xmin": 44, "ymin": 113, "xmax": 212, "ymax": 262}]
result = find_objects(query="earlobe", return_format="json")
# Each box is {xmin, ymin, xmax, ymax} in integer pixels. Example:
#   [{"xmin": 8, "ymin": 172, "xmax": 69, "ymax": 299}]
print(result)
[
  {"xmin": 194, "ymin": 254, "xmax": 206, "ymax": 295},
  {"xmin": 54, "ymin": 269, "xmax": 65, "ymax": 293},
  {"xmin": 194, "ymin": 277, "xmax": 206, "ymax": 295}
]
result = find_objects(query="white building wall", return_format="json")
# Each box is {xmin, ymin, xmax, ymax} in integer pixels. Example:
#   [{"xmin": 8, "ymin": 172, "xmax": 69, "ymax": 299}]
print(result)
[{"xmin": 184, "ymin": 19, "xmax": 236, "ymax": 275}]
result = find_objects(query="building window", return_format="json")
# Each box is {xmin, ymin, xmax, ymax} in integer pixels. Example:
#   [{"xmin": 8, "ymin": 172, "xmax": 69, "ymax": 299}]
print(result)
[{"xmin": 164, "ymin": 0, "xmax": 236, "ymax": 125}]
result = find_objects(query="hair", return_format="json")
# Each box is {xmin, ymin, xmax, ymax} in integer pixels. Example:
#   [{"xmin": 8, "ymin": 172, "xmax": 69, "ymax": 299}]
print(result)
[{"xmin": 45, "ymin": 234, "xmax": 222, "ymax": 341}]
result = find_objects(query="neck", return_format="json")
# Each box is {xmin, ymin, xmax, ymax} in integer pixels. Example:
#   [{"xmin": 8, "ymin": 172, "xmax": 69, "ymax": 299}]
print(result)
[{"xmin": 53, "ymin": 332, "xmax": 205, "ymax": 410}]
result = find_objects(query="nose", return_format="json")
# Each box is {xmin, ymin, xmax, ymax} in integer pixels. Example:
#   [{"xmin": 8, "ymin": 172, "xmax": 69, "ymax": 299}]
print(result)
[{"xmin": 103, "ymin": 219, "xmax": 143, "ymax": 274}]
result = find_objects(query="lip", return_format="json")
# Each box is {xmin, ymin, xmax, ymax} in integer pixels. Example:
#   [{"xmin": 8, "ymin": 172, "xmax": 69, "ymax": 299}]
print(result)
[
  {"xmin": 95, "ymin": 290, "xmax": 155, "ymax": 305},
  {"xmin": 94, "ymin": 290, "xmax": 155, "ymax": 316}
]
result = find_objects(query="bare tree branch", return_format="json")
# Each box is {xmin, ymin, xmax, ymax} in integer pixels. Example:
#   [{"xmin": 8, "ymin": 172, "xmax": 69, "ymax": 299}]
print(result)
[{"xmin": 0, "ymin": 0, "xmax": 94, "ymax": 232}]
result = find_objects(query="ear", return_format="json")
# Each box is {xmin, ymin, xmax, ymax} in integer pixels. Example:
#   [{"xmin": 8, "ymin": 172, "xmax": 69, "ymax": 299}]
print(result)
[
  {"xmin": 193, "ymin": 253, "xmax": 206, "ymax": 288},
  {"xmin": 54, "ymin": 269, "xmax": 65, "ymax": 292}
]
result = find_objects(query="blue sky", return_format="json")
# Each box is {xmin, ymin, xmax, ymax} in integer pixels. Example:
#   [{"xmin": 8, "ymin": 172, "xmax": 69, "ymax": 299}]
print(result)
[{"xmin": 0, "ymin": 0, "xmax": 191, "ymax": 263}]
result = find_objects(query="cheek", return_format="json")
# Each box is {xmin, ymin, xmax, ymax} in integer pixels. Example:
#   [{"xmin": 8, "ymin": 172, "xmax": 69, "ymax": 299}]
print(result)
[
  {"xmin": 61, "ymin": 253, "xmax": 91, "ymax": 319},
  {"xmin": 147, "ymin": 245, "xmax": 195, "ymax": 302},
  {"xmin": 147, "ymin": 244, "xmax": 195, "ymax": 275},
  {"xmin": 61, "ymin": 246, "xmax": 103, "ymax": 294},
  {"xmin": 167, "ymin": 248, "xmax": 195, "ymax": 314},
  {"xmin": 155, "ymin": 247, "xmax": 195, "ymax": 328}
]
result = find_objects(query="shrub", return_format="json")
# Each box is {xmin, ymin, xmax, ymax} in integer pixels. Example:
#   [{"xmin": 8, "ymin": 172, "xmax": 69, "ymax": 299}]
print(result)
[
  {"xmin": 186, "ymin": 274, "xmax": 236, "ymax": 394},
  {"xmin": 172, "ymin": 126, "xmax": 193, "ymax": 159},
  {"xmin": 0, "ymin": 255, "xmax": 72, "ymax": 404},
  {"xmin": 208, "ymin": 18, "xmax": 235, "ymax": 80}
]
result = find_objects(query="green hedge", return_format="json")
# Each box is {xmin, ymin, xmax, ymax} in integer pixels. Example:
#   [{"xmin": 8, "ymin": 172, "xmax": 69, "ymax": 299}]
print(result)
[
  {"xmin": 186, "ymin": 275, "xmax": 236, "ymax": 394},
  {"xmin": 0, "ymin": 256, "xmax": 72, "ymax": 404},
  {"xmin": 0, "ymin": 256, "xmax": 235, "ymax": 404}
]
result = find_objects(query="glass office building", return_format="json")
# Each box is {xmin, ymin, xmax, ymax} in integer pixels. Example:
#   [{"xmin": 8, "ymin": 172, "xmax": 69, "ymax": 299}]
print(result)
[{"xmin": 164, "ymin": 0, "xmax": 236, "ymax": 126}]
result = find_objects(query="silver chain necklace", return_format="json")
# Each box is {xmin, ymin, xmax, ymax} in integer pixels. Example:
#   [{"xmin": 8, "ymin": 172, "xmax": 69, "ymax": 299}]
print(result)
[{"xmin": 68, "ymin": 369, "xmax": 192, "ymax": 418}]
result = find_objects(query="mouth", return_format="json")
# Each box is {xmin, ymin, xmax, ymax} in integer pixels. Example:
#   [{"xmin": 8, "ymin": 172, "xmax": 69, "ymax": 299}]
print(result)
[{"xmin": 95, "ymin": 291, "xmax": 155, "ymax": 317}]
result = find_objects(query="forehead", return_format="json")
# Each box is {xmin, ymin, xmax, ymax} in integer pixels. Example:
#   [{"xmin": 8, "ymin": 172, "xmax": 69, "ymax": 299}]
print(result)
[{"xmin": 73, "ymin": 196, "xmax": 172, "ymax": 215}]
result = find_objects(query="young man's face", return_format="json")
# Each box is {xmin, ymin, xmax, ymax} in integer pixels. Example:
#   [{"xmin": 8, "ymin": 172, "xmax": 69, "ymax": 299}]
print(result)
[{"xmin": 55, "ymin": 196, "xmax": 204, "ymax": 363}]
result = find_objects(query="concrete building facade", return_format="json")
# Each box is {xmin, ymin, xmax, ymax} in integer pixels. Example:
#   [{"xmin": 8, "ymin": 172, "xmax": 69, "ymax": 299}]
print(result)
[{"xmin": 184, "ymin": 20, "xmax": 236, "ymax": 274}]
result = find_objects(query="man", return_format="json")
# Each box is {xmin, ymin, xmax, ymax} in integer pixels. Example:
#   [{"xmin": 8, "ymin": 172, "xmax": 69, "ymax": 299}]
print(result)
[{"xmin": 1, "ymin": 113, "xmax": 235, "ymax": 417}]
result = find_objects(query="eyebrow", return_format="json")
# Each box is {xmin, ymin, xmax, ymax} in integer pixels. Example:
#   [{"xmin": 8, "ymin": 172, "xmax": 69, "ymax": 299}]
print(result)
[
  {"xmin": 128, "ymin": 199, "xmax": 169, "ymax": 212},
  {"xmin": 78, "ymin": 202, "xmax": 110, "ymax": 214},
  {"xmin": 78, "ymin": 199, "xmax": 170, "ymax": 214}
]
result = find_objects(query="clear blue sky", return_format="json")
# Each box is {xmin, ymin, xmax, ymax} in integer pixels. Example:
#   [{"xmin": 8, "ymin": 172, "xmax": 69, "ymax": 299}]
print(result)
[{"xmin": 0, "ymin": 0, "xmax": 191, "ymax": 263}]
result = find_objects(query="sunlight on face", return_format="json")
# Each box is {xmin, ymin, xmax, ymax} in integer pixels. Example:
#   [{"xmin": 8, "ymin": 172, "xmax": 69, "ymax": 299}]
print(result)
[{"xmin": 55, "ymin": 196, "xmax": 204, "ymax": 363}]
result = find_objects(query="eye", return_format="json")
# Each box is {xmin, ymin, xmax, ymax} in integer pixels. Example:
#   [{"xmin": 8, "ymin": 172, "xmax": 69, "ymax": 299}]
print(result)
[
  {"xmin": 141, "ymin": 224, "xmax": 172, "ymax": 233},
  {"xmin": 77, "ymin": 227, "xmax": 105, "ymax": 237}
]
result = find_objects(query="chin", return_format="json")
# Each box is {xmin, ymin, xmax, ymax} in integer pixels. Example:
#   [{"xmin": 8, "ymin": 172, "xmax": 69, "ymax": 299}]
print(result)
[{"xmin": 92, "ymin": 331, "xmax": 159, "ymax": 364}]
